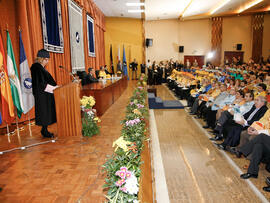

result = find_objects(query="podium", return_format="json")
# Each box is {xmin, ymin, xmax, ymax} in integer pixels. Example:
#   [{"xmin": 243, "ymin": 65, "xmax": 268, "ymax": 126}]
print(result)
[{"xmin": 54, "ymin": 82, "xmax": 82, "ymax": 136}]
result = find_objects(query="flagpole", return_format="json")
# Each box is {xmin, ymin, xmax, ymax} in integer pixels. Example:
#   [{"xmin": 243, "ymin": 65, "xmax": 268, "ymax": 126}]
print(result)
[
  {"xmin": 15, "ymin": 110, "xmax": 20, "ymax": 136},
  {"xmin": 6, "ymin": 124, "xmax": 10, "ymax": 136},
  {"xmin": 28, "ymin": 112, "xmax": 32, "ymax": 137}
]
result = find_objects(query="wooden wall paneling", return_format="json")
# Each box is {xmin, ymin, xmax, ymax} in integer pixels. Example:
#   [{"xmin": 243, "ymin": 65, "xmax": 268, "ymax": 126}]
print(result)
[
  {"xmin": 252, "ymin": 14, "xmax": 264, "ymax": 63},
  {"xmin": 211, "ymin": 17, "xmax": 223, "ymax": 66}
]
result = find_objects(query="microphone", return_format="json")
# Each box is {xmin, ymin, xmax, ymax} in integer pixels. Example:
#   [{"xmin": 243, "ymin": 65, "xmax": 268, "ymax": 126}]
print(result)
[{"xmin": 59, "ymin": 65, "xmax": 76, "ymax": 81}]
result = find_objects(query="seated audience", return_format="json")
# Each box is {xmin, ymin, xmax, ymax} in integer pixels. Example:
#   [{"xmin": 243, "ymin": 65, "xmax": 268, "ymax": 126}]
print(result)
[{"xmin": 214, "ymin": 96, "xmax": 267, "ymax": 148}]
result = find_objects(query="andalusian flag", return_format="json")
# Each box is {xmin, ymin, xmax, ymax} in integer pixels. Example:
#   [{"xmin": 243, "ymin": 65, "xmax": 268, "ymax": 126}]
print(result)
[
  {"xmin": 0, "ymin": 32, "xmax": 14, "ymax": 124},
  {"xmin": 19, "ymin": 31, "xmax": 34, "ymax": 114},
  {"xmin": 7, "ymin": 31, "xmax": 24, "ymax": 118}
]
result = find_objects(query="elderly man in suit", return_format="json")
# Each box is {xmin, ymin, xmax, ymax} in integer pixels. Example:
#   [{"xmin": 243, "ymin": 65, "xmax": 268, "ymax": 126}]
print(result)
[{"xmin": 215, "ymin": 96, "xmax": 268, "ymax": 148}]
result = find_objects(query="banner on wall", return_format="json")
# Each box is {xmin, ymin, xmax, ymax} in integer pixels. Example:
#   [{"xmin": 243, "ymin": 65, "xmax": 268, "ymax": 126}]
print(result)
[
  {"xmin": 68, "ymin": 0, "xmax": 85, "ymax": 73},
  {"xmin": 87, "ymin": 15, "xmax": 95, "ymax": 57},
  {"xmin": 40, "ymin": 0, "xmax": 64, "ymax": 53}
]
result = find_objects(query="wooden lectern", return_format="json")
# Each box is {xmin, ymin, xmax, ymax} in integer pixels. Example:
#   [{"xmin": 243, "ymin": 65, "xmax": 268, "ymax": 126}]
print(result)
[{"xmin": 54, "ymin": 82, "xmax": 82, "ymax": 136}]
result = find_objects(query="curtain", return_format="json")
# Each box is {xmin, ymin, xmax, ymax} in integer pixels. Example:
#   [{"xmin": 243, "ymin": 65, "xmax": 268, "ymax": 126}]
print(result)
[{"xmin": 0, "ymin": 0, "xmax": 105, "ymax": 126}]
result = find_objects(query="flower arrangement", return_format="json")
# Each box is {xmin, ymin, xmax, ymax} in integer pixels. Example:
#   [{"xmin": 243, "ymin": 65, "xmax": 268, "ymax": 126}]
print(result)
[
  {"xmin": 137, "ymin": 73, "xmax": 147, "ymax": 87},
  {"xmin": 80, "ymin": 95, "xmax": 96, "ymax": 108},
  {"xmin": 103, "ymin": 75, "xmax": 148, "ymax": 202},
  {"xmin": 80, "ymin": 96, "xmax": 100, "ymax": 137}
]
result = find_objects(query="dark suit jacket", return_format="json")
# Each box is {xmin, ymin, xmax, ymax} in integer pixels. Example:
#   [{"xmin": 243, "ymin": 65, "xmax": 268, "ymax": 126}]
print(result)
[
  {"xmin": 87, "ymin": 73, "xmax": 98, "ymax": 83},
  {"xmin": 223, "ymin": 105, "xmax": 268, "ymax": 134},
  {"xmin": 223, "ymin": 105, "xmax": 268, "ymax": 147},
  {"xmin": 243, "ymin": 105, "xmax": 268, "ymax": 126}
]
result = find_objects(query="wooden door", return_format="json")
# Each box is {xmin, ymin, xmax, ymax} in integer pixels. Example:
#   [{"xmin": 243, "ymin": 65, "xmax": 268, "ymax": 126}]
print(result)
[
  {"xmin": 184, "ymin": 55, "xmax": 205, "ymax": 67},
  {"xmin": 224, "ymin": 51, "xmax": 244, "ymax": 64}
]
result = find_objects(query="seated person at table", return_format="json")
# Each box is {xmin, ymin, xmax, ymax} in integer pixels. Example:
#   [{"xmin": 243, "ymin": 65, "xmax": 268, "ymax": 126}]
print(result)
[
  {"xmin": 99, "ymin": 66, "xmax": 111, "ymax": 79},
  {"xmin": 87, "ymin": 68, "xmax": 98, "ymax": 83}
]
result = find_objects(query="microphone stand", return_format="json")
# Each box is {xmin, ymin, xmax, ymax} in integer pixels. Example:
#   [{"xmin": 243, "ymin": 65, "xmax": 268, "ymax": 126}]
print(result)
[{"xmin": 59, "ymin": 66, "xmax": 78, "ymax": 82}]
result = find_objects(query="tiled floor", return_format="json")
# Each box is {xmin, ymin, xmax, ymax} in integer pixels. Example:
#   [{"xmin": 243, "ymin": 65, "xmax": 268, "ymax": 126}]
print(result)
[{"xmin": 153, "ymin": 84, "xmax": 270, "ymax": 202}]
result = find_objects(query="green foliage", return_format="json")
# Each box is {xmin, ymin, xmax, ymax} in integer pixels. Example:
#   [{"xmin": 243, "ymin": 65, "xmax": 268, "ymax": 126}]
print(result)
[
  {"xmin": 82, "ymin": 112, "xmax": 100, "ymax": 137},
  {"xmin": 102, "ymin": 83, "xmax": 148, "ymax": 202}
]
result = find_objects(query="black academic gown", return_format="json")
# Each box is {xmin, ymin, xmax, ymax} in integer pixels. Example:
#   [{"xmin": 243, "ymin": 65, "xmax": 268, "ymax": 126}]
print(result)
[{"xmin": 30, "ymin": 62, "xmax": 57, "ymax": 126}]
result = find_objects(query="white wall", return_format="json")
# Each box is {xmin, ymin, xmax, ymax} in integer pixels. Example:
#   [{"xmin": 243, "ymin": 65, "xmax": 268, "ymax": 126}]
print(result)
[
  {"xmin": 222, "ymin": 16, "xmax": 252, "ymax": 63},
  {"xmin": 145, "ymin": 18, "xmax": 211, "ymax": 63},
  {"xmin": 145, "ymin": 15, "xmax": 270, "ymax": 64}
]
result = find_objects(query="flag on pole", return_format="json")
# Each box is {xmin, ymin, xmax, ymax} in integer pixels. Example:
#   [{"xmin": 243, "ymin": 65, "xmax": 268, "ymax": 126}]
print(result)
[
  {"xmin": 117, "ymin": 45, "xmax": 120, "ymax": 63},
  {"xmin": 19, "ymin": 31, "xmax": 34, "ymax": 114},
  {"xmin": 123, "ymin": 45, "xmax": 129, "ymax": 80},
  {"xmin": 110, "ymin": 44, "xmax": 114, "ymax": 74},
  {"xmin": 0, "ymin": 32, "xmax": 14, "ymax": 124},
  {"xmin": 7, "ymin": 31, "xmax": 24, "ymax": 118}
]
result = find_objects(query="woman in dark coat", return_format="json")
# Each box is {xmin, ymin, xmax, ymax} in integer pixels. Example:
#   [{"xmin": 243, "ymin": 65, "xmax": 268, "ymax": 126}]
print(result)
[{"xmin": 30, "ymin": 49, "xmax": 58, "ymax": 138}]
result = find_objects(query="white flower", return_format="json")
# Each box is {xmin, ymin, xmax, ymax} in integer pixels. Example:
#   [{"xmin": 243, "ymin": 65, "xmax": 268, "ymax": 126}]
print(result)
[{"xmin": 125, "ymin": 173, "xmax": 139, "ymax": 195}]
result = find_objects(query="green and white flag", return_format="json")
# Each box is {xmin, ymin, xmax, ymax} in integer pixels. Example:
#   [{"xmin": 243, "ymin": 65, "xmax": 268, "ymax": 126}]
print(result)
[{"xmin": 6, "ymin": 31, "xmax": 24, "ymax": 118}]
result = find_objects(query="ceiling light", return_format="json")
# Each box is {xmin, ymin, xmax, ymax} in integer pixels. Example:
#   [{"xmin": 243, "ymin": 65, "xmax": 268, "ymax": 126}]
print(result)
[
  {"xmin": 210, "ymin": 0, "xmax": 231, "ymax": 15},
  {"xmin": 181, "ymin": 0, "xmax": 193, "ymax": 17},
  {"xmin": 126, "ymin": 3, "xmax": 145, "ymax": 6},
  {"xmin": 128, "ymin": 9, "xmax": 145, "ymax": 13},
  {"xmin": 238, "ymin": 0, "xmax": 264, "ymax": 13}
]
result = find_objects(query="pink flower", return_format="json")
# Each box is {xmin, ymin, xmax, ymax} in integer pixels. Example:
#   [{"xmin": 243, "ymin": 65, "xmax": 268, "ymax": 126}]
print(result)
[
  {"xmin": 120, "ymin": 167, "xmax": 128, "ymax": 173},
  {"xmin": 137, "ymin": 104, "xmax": 144, "ymax": 108},
  {"xmin": 120, "ymin": 187, "xmax": 127, "ymax": 192},
  {"xmin": 115, "ymin": 179, "xmax": 125, "ymax": 187},
  {"xmin": 125, "ymin": 171, "xmax": 132, "ymax": 179},
  {"xmin": 84, "ymin": 109, "xmax": 91, "ymax": 112},
  {"xmin": 118, "ymin": 171, "xmax": 126, "ymax": 179}
]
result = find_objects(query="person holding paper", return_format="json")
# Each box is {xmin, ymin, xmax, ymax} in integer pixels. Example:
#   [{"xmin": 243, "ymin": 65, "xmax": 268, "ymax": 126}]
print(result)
[
  {"xmin": 30, "ymin": 49, "xmax": 58, "ymax": 138},
  {"xmin": 215, "ymin": 96, "xmax": 268, "ymax": 149}
]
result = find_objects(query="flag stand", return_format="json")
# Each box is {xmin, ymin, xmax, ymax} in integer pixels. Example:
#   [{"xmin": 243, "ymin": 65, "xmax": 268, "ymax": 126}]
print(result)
[{"xmin": 15, "ymin": 112, "xmax": 20, "ymax": 137}]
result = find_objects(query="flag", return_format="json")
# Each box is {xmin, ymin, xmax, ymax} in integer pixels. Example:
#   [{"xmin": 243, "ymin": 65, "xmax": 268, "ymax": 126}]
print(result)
[
  {"xmin": 19, "ymin": 31, "xmax": 34, "ymax": 114},
  {"xmin": 123, "ymin": 45, "xmax": 129, "ymax": 80},
  {"xmin": 117, "ymin": 45, "xmax": 120, "ymax": 63},
  {"xmin": 0, "ymin": 32, "xmax": 14, "ymax": 124},
  {"xmin": 110, "ymin": 44, "xmax": 114, "ymax": 74},
  {"xmin": 7, "ymin": 31, "xmax": 24, "ymax": 118}
]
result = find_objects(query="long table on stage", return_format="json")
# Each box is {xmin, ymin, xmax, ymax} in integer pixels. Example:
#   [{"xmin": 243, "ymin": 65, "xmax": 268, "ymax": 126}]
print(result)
[{"xmin": 81, "ymin": 76, "xmax": 128, "ymax": 116}]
